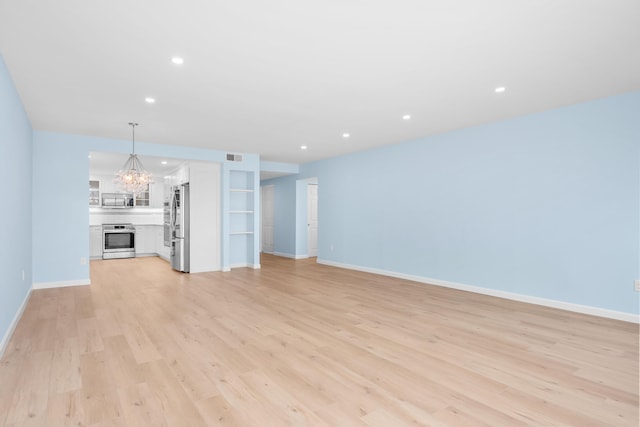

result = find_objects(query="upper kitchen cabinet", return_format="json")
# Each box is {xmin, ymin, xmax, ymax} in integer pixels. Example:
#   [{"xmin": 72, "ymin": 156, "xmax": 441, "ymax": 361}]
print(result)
[
  {"xmin": 165, "ymin": 163, "xmax": 190, "ymax": 188},
  {"xmin": 89, "ymin": 180, "xmax": 100, "ymax": 206},
  {"xmin": 96, "ymin": 175, "xmax": 116, "ymax": 194},
  {"xmin": 176, "ymin": 166, "xmax": 189, "ymax": 185},
  {"xmin": 89, "ymin": 173, "xmax": 163, "ymax": 208},
  {"xmin": 134, "ymin": 183, "xmax": 150, "ymax": 206},
  {"xmin": 131, "ymin": 181, "xmax": 162, "ymax": 208},
  {"xmin": 150, "ymin": 181, "xmax": 163, "ymax": 208}
]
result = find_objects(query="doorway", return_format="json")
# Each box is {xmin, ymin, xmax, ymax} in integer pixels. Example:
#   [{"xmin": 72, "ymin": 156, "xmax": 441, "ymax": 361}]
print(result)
[
  {"xmin": 261, "ymin": 185, "xmax": 275, "ymax": 254},
  {"xmin": 307, "ymin": 183, "xmax": 318, "ymax": 257},
  {"xmin": 88, "ymin": 152, "xmax": 221, "ymax": 273}
]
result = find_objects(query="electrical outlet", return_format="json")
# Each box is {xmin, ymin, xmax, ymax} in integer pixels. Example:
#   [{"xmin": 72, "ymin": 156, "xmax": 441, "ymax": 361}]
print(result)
[
  {"xmin": 635, "ymin": 280, "xmax": 640, "ymax": 292},
  {"xmin": 330, "ymin": 244, "xmax": 334, "ymax": 252},
  {"xmin": 80, "ymin": 257, "xmax": 87, "ymax": 265},
  {"xmin": 22, "ymin": 270, "xmax": 25, "ymax": 281}
]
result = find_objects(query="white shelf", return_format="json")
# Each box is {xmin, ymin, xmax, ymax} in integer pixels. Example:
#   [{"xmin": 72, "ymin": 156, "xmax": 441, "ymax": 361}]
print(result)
[
  {"xmin": 230, "ymin": 188, "xmax": 254, "ymax": 193},
  {"xmin": 229, "ymin": 210, "xmax": 254, "ymax": 214},
  {"xmin": 230, "ymin": 231, "xmax": 254, "ymax": 235}
]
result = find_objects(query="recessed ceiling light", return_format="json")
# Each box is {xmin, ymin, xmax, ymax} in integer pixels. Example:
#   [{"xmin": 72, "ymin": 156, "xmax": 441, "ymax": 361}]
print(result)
[
  {"xmin": 342, "ymin": 133, "xmax": 350, "ymax": 138},
  {"xmin": 145, "ymin": 97, "xmax": 155, "ymax": 103},
  {"xmin": 161, "ymin": 161, "xmax": 168, "ymax": 165},
  {"xmin": 495, "ymin": 86, "xmax": 506, "ymax": 93},
  {"xmin": 300, "ymin": 145, "xmax": 308, "ymax": 150},
  {"xmin": 171, "ymin": 57, "xmax": 184, "ymax": 65},
  {"xmin": 402, "ymin": 114, "xmax": 411, "ymax": 120}
]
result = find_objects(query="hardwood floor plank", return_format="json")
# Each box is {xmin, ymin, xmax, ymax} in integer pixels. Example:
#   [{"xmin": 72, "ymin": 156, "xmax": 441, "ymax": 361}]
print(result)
[
  {"xmin": 314, "ymin": 402, "xmax": 370, "ymax": 427},
  {"xmin": 45, "ymin": 390, "xmax": 86, "ymax": 426},
  {"xmin": 0, "ymin": 255, "xmax": 637, "ymax": 426},
  {"xmin": 3, "ymin": 350, "xmax": 53, "ymax": 426},
  {"xmin": 142, "ymin": 360, "xmax": 207, "ymax": 427},
  {"xmin": 28, "ymin": 319, "xmax": 58, "ymax": 353},
  {"xmin": 361, "ymin": 407, "xmax": 430, "ymax": 427},
  {"xmin": 116, "ymin": 382, "xmax": 168, "ymax": 427},
  {"xmin": 94, "ymin": 308, "xmax": 124, "ymax": 338},
  {"xmin": 54, "ymin": 294, "xmax": 77, "ymax": 339},
  {"xmin": 239, "ymin": 369, "xmax": 331, "ymax": 426},
  {"xmin": 205, "ymin": 372, "xmax": 280, "ymax": 425},
  {"xmin": 77, "ymin": 317, "xmax": 105, "ymax": 354},
  {"xmin": 102, "ymin": 335, "xmax": 149, "ymax": 388},
  {"xmin": 79, "ymin": 351, "xmax": 122, "ymax": 425},
  {"xmin": 48, "ymin": 337, "xmax": 81, "ymax": 394},
  {"xmin": 120, "ymin": 322, "xmax": 162, "ymax": 365},
  {"xmin": 74, "ymin": 293, "xmax": 96, "ymax": 320},
  {"xmin": 195, "ymin": 394, "xmax": 253, "ymax": 426}
]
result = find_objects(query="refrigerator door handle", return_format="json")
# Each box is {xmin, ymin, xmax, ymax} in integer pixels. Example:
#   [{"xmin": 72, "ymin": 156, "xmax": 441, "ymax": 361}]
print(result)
[{"xmin": 170, "ymin": 189, "xmax": 177, "ymax": 231}]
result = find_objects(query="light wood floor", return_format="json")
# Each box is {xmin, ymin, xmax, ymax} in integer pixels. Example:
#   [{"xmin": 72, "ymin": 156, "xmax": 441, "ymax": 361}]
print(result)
[{"xmin": 1, "ymin": 255, "xmax": 638, "ymax": 426}]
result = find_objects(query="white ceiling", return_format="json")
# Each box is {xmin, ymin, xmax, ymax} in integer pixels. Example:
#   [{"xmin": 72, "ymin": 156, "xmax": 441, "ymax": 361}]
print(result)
[
  {"xmin": 89, "ymin": 151, "xmax": 185, "ymax": 177},
  {"xmin": 1, "ymin": 0, "xmax": 639, "ymax": 164}
]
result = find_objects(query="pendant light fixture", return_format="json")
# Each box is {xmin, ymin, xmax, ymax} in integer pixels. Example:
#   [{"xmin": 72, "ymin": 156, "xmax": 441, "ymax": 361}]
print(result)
[{"xmin": 114, "ymin": 122, "xmax": 153, "ymax": 194}]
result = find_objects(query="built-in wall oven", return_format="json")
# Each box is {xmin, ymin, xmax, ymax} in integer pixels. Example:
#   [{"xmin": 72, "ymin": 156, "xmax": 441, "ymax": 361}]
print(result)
[{"xmin": 102, "ymin": 224, "xmax": 136, "ymax": 259}]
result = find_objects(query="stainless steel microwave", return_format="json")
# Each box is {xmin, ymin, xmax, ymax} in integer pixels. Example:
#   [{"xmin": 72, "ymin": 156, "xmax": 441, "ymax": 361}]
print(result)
[{"xmin": 101, "ymin": 193, "xmax": 134, "ymax": 208}]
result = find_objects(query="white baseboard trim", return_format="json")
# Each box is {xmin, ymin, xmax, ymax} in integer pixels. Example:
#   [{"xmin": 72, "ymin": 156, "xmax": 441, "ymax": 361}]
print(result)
[
  {"xmin": 226, "ymin": 263, "xmax": 261, "ymax": 270},
  {"xmin": 32, "ymin": 279, "xmax": 91, "ymax": 290},
  {"xmin": 273, "ymin": 252, "xmax": 309, "ymax": 260},
  {"xmin": 230, "ymin": 263, "xmax": 248, "ymax": 269},
  {"xmin": 228, "ymin": 263, "xmax": 260, "ymax": 270},
  {"xmin": 317, "ymin": 259, "xmax": 639, "ymax": 324},
  {"xmin": 0, "ymin": 287, "xmax": 32, "ymax": 359}
]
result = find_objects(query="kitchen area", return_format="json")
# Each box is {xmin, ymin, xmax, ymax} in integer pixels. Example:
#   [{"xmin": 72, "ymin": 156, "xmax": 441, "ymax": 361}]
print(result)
[{"xmin": 89, "ymin": 152, "xmax": 222, "ymax": 274}]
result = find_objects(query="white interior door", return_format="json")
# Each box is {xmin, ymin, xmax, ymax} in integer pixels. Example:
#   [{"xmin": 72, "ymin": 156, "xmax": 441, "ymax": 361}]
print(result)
[
  {"xmin": 307, "ymin": 183, "xmax": 318, "ymax": 257},
  {"xmin": 261, "ymin": 185, "xmax": 274, "ymax": 254}
]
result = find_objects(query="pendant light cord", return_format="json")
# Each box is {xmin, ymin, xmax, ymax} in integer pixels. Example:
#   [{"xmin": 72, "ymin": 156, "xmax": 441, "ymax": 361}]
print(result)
[{"xmin": 129, "ymin": 122, "xmax": 139, "ymax": 154}]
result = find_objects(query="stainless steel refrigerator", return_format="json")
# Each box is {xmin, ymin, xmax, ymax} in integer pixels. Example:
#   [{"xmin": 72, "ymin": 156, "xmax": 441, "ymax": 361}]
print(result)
[{"xmin": 170, "ymin": 183, "xmax": 190, "ymax": 272}]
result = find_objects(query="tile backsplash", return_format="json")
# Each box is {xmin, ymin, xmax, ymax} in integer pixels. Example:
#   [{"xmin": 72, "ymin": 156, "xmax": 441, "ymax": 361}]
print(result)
[{"xmin": 89, "ymin": 208, "xmax": 163, "ymax": 226}]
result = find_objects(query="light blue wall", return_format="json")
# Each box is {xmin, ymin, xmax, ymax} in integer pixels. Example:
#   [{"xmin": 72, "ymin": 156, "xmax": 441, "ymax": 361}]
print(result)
[
  {"xmin": 269, "ymin": 92, "xmax": 640, "ymax": 315},
  {"xmin": 32, "ymin": 131, "xmax": 260, "ymax": 282},
  {"xmin": 0, "ymin": 55, "xmax": 32, "ymax": 345}
]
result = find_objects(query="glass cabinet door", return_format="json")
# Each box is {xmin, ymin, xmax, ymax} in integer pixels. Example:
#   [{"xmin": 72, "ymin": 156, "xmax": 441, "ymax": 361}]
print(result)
[
  {"xmin": 135, "ymin": 183, "xmax": 150, "ymax": 206},
  {"xmin": 89, "ymin": 180, "xmax": 100, "ymax": 206}
]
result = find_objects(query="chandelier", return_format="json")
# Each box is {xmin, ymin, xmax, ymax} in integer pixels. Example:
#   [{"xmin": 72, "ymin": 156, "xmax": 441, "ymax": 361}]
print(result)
[{"xmin": 114, "ymin": 122, "xmax": 153, "ymax": 194}]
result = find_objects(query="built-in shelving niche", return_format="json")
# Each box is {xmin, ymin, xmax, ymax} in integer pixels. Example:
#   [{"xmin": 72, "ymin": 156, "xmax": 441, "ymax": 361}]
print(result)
[{"xmin": 229, "ymin": 170, "xmax": 255, "ymax": 268}]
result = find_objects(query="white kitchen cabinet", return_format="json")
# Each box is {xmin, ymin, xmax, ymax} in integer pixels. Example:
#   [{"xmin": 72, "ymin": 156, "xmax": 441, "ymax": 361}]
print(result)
[
  {"xmin": 97, "ymin": 175, "xmax": 116, "ymax": 194},
  {"xmin": 89, "ymin": 226, "xmax": 102, "ymax": 259},
  {"xmin": 176, "ymin": 165, "xmax": 189, "ymax": 185},
  {"xmin": 134, "ymin": 184, "xmax": 150, "ymax": 207},
  {"xmin": 155, "ymin": 225, "xmax": 170, "ymax": 260},
  {"xmin": 150, "ymin": 181, "xmax": 164, "ymax": 208},
  {"xmin": 135, "ymin": 225, "xmax": 157, "ymax": 256},
  {"xmin": 89, "ymin": 180, "xmax": 100, "ymax": 206}
]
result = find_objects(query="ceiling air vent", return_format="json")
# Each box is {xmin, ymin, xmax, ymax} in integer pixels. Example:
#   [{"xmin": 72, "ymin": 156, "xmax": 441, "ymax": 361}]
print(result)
[{"xmin": 226, "ymin": 153, "xmax": 243, "ymax": 162}]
